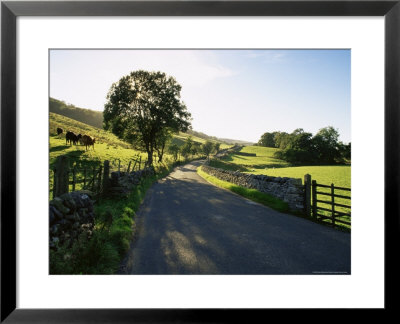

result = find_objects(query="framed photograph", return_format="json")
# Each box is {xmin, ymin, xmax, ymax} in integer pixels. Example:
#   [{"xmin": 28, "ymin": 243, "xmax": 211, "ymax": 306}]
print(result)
[{"xmin": 1, "ymin": 0, "xmax": 399, "ymax": 321}]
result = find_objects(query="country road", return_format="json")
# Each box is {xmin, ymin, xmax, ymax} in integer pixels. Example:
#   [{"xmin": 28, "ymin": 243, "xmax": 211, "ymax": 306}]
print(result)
[{"xmin": 120, "ymin": 160, "xmax": 351, "ymax": 275}]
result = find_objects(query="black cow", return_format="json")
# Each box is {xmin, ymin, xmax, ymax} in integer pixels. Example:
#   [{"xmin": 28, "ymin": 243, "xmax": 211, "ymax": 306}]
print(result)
[
  {"xmin": 66, "ymin": 131, "xmax": 78, "ymax": 145},
  {"xmin": 57, "ymin": 127, "xmax": 63, "ymax": 136}
]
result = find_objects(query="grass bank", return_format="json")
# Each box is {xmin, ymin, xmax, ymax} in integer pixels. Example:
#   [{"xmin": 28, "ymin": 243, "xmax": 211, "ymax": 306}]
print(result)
[{"xmin": 197, "ymin": 165, "xmax": 290, "ymax": 214}]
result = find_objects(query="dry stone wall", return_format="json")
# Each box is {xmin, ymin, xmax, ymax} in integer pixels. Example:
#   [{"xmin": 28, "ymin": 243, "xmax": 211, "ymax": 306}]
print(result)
[
  {"xmin": 49, "ymin": 166, "xmax": 155, "ymax": 250},
  {"xmin": 49, "ymin": 190, "xmax": 95, "ymax": 249},
  {"xmin": 215, "ymin": 145, "xmax": 243, "ymax": 159},
  {"xmin": 108, "ymin": 167, "xmax": 155, "ymax": 196},
  {"xmin": 202, "ymin": 165, "xmax": 304, "ymax": 212}
]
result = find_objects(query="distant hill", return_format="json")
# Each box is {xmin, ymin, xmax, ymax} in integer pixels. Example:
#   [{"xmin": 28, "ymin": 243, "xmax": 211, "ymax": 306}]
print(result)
[
  {"xmin": 49, "ymin": 97, "xmax": 103, "ymax": 129},
  {"xmin": 186, "ymin": 129, "xmax": 219, "ymax": 142},
  {"xmin": 216, "ymin": 138, "xmax": 254, "ymax": 146},
  {"xmin": 186, "ymin": 130, "xmax": 254, "ymax": 146},
  {"xmin": 50, "ymin": 97, "xmax": 250, "ymax": 146}
]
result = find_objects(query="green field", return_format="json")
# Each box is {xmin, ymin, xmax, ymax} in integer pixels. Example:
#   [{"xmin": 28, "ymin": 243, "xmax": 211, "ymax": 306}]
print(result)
[
  {"xmin": 216, "ymin": 145, "xmax": 351, "ymax": 229},
  {"xmin": 219, "ymin": 145, "xmax": 350, "ymax": 187},
  {"xmin": 50, "ymin": 113, "xmax": 148, "ymax": 197},
  {"xmin": 257, "ymin": 165, "xmax": 350, "ymax": 188},
  {"xmin": 221, "ymin": 145, "xmax": 290, "ymax": 169}
]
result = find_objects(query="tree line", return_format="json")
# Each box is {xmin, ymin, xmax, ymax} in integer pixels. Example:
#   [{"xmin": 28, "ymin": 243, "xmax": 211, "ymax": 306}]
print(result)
[
  {"xmin": 257, "ymin": 127, "xmax": 351, "ymax": 165},
  {"xmin": 168, "ymin": 138, "xmax": 220, "ymax": 162}
]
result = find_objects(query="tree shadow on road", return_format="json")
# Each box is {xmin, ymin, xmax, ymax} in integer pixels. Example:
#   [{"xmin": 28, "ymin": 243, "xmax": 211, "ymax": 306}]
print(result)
[{"xmin": 128, "ymin": 174, "xmax": 351, "ymax": 275}]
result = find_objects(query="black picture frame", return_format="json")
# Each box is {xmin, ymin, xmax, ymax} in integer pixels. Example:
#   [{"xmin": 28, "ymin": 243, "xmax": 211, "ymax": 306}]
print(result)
[{"xmin": 1, "ymin": 0, "xmax": 399, "ymax": 322}]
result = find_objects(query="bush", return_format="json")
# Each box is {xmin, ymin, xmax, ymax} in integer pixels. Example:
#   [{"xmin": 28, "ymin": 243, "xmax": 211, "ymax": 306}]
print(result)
[{"xmin": 50, "ymin": 230, "xmax": 120, "ymax": 274}]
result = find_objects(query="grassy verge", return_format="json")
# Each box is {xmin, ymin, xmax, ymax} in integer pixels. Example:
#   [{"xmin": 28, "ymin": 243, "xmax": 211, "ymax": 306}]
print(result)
[{"xmin": 197, "ymin": 166, "xmax": 290, "ymax": 214}]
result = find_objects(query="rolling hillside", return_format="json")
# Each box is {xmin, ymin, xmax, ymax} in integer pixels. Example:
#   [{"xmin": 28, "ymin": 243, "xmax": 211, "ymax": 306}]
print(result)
[
  {"xmin": 49, "ymin": 112, "xmax": 216, "ymax": 198},
  {"xmin": 49, "ymin": 112, "xmax": 227, "ymax": 172},
  {"xmin": 50, "ymin": 97, "xmax": 103, "ymax": 129},
  {"xmin": 50, "ymin": 97, "xmax": 235, "ymax": 149}
]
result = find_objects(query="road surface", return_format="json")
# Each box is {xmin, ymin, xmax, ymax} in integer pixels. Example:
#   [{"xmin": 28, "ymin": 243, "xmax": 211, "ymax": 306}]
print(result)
[{"xmin": 120, "ymin": 160, "xmax": 350, "ymax": 275}]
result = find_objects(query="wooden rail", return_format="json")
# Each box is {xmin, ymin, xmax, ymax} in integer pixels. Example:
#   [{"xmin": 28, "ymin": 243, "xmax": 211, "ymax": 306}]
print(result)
[
  {"xmin": 304, "ymin": 174, "xmax": 351, "ymax": 229},
  {"xmin": 312, "ymin": 180, "xmax": 351, "ymax": 228},
  {"xmin": 50, "ymin": 154, "xmax": 148, "ymax": 198}
]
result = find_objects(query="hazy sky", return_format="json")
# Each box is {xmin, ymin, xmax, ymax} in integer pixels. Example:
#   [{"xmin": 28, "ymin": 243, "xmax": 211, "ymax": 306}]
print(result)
[{"xmin": 50, "ymin": 49, "xmax": 351, "ymax": 143}]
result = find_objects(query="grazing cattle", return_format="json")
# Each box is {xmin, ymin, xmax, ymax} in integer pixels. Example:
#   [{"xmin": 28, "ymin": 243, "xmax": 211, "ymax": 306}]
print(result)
[
  {"xmin": 81, "ymin": 135, "xmax": 95, "ymax": 150},
  {"xmin": 66, "ymin": 131, "xmax": 78, "ymax": 145},
  {"xmin": 57, "ymin": 127, "xmax": 63, "ymax": 136},
  {"xmin": 77, "ymin": 134, "xmax": 82, "ymax": 144}
]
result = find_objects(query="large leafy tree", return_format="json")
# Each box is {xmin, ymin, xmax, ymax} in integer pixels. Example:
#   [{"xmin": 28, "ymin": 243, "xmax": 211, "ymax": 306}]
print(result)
[
  {"xmin": 313, "ymin": 126, "xmax": 342, "ymax": 164},
  {"xmin": 273, "ymin": 131, "xmax": 290, "ymax": 149},
  {"xmin": 275, "ymin": 128, "xmax": 316, "ymax": 164},
  {"xmin": 258, "ymin": 132, "xmax": 277, "ymax": 147},
  {"xmin": 103, "ymin": 70, "xmax": 192, "ymax": 166},
  {"xmin": 181, "ymin": 137, "xmax": 193, "ymax": 160},
  {"xmin": 202, "ymin": 140, "xmax": 215, "ymax": 160},
  {"xmin": 273, "ymin": 126, "xmax": 348, "ymax": 165}
]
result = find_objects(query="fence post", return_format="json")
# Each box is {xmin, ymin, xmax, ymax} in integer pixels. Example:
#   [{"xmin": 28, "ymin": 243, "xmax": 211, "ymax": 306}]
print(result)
[
  {"xmin": 304, "ymin": 174, "xmax": 311, "ymax": 218},
  {"xmin": 92, "ymin": 166, "xmax": 96, "ymax": 191},
  {"xmin": 72, "ymin": 166, "xmax": 76, "ymax": 191},
  {"xmin": 312, "ymin": 180, "xmax": 317, "ymax": 218},
  {"xmin": 102, "ymin": 160, "xmax": 110, "ymax": 195},
  {"xmin": 54, "ymin": 155, "xmax": 69, "ymax": 197},
  {"xmin": 98, "ymin": 165, "xmax": 102, "ymax": 193},
  {"xmin": 83, "ymin": 168, "xmax": 87, "ymax": 187},
  {"xmin": 118, "ymin": 159, "xmax": 121, "ymax": 173},
  {"xmin": 53, "ymin": 169, "xmax": 57, "ymax": 199},
  {"xmin": 331, "ymin": 183, "xmax": 335, "ymax": 228},
  {"xmin": 127, "ymin": 160, "xmax": 131, "ymax": 173}
]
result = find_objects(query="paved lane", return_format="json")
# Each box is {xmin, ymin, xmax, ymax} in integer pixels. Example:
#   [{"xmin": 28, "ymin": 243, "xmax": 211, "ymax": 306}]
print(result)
[{"xmin": 121, "ymin": 161, "xmax": 350, "ymax": 274}]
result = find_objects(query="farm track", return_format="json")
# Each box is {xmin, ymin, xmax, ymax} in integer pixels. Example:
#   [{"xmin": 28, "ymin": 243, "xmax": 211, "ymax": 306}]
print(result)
[{"xmin": 121, "ymin": 161, "xmax": 351, "ymax": 275}]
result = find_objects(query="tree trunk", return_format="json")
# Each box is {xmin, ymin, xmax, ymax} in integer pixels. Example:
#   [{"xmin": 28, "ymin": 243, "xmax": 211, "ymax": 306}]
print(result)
[
  {"xmin": 158, "ymin": 142, "xmax": 166, "ymax": 163},
  {"xmin": 146, "ymin": 149, "xmax": 153, "ymax": 166}
]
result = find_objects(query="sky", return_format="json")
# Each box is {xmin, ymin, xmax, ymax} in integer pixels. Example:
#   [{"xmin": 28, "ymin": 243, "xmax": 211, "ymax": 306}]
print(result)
[{"xmin": 50, "ymin": 49, "xmax": 351, "ymax": 143}]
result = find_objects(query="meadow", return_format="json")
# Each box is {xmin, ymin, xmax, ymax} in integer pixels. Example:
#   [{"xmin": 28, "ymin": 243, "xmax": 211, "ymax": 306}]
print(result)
[
  {"xmin": 221, "ymin": 145, "xmax": 290, "ymax": 169},
  {"xmin": 217, "ymin": 145, "xmax": 350, "ymax": 187},
  {"xmin": 215, "ymin": 145, "xmax": 351, "ymax": 229}
]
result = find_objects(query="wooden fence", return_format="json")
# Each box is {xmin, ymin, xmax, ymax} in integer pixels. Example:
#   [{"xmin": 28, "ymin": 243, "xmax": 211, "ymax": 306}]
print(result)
[
  {"xmin": 50, "ymin": 155, "xmax": 147, "ymax": 198},
  {"xmin": 304, "ymin": 174, "xmax": 351, "ymax": 228},
  {"xmin": 111, "ymin": 154, "xmax": 146, "ymax": 173}
]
